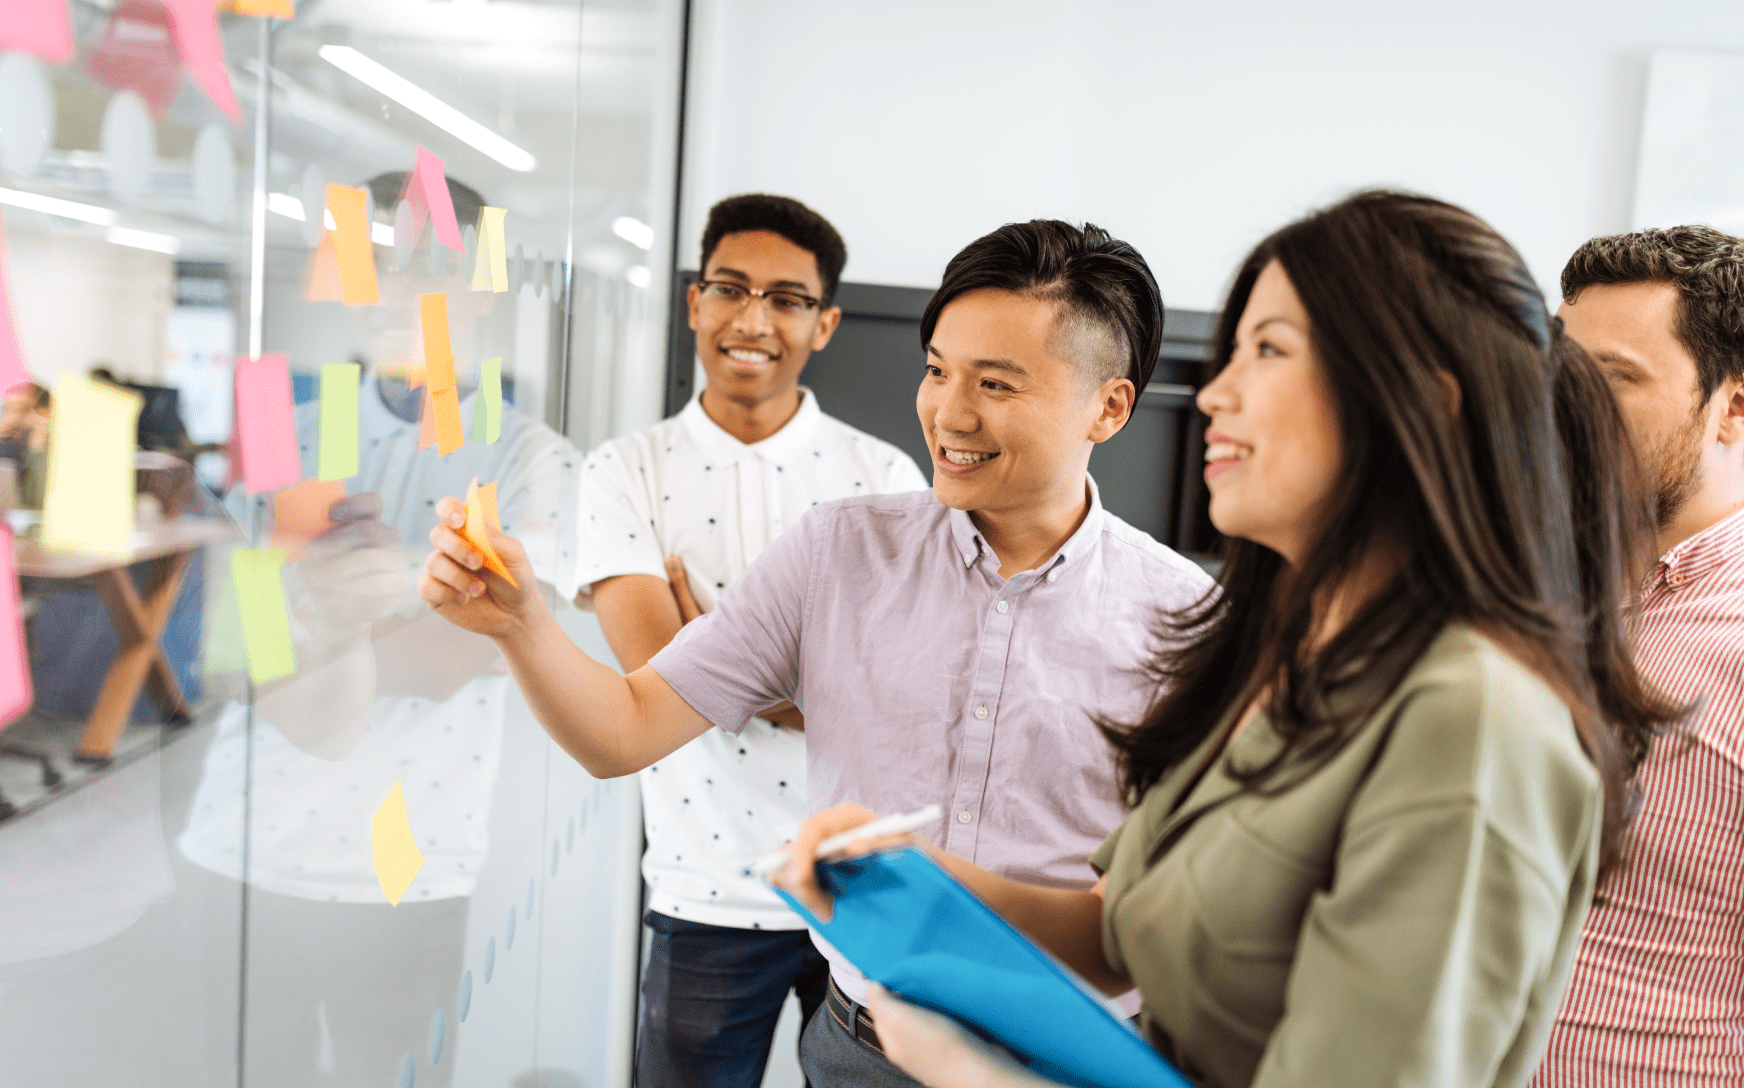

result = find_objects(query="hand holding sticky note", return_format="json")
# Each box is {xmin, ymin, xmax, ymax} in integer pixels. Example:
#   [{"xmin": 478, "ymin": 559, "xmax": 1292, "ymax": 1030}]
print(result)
[
  {"xmin": 462, "ymin": 477, "xmax": 516, "ymax": 587},
  {"xmin": 371, "ymin": 780, "xmax": 425, "ymax": 906},
  {"xmin": 269, "ymin": 478, "xmax": 345, "ymax": 561}
]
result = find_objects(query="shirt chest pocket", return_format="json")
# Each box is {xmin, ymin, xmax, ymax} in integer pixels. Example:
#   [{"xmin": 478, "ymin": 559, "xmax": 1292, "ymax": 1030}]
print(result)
[{"xmin": 1180, "ymin": 809, "xmax": 1328, "ymax": 959}]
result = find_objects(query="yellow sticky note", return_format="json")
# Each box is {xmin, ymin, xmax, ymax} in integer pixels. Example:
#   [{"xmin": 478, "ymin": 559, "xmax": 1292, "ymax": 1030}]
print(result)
[
  {"xmin": 231, "ymin": 548, "xmax": 297, "ymax": 684},
  {"xmin": 463, "ymin": 476, "xmax": 517, "ymax": 587},
  {"xmin": 327, "ymin": 183, "xmax": 380, "ymax": 306},
  {"xmin": 318, "ymin": 362, "xmax": 360, "ymax": 481},
  {"xmin": 470, "ymin": 207, "xmax": 508, "ymax": 293},
  {"xmin": 473, "ymin": 356, "xmax": 501, "ymax": 445},
  {"xmin": 371, "ymin": 780, "xmax": 425, "ymax": 906},
  {"xmin": 42, "ymin": 376, "xmax": 142, "ymax": 553},
  {"xmin": 226, "ymin": 0, "xmax": 294, "ymax": 16}
]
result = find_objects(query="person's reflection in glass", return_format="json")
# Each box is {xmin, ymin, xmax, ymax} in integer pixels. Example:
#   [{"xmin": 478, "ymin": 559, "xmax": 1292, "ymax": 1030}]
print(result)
[{"xmin": 177, "ymin": 173, "xmax": 575, "ymax": 1088}]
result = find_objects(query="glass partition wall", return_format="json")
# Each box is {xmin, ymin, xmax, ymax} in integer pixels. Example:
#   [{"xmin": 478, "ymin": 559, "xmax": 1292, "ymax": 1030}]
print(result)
[{"xmin": 0, "ymin": 2, "xmax": 680, "ymax": 1085}]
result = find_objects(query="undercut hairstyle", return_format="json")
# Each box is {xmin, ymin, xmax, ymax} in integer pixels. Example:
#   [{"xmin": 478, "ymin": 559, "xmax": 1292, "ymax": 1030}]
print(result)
[
  {"xmin": 1561, "ymin": 225, "xmax": 1744, "ymax": 403},
  {"xmin": 920, "ymin": 220, "xmax": 1164, "ymax": 394},
  {"xmin": 1102, "ymin": 191, "xmax": 1683, "ymax": 880},
  {"xmin": 700, "ymin": 194, "xmax": 848, "ymax": 305}
]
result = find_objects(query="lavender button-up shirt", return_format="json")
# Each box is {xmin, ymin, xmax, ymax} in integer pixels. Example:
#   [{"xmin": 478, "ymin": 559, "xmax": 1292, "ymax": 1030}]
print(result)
[{"xmin": 650, "ymin": 482, "xmax": 1213, "ymax": 998}]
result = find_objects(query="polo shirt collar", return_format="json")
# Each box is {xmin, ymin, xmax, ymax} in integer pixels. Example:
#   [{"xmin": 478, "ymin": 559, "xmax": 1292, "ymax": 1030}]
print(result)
[
  {"xmin": 678, "ymin": 384, "xmax": 824, "ymax": 466},
  {"xmin": 947, "ymin": 476, "xmax": 1108, "ymax": 577},
  {"xmin": 1654, "ymin": 503, "xmax": 1744, "ymax": 593}
]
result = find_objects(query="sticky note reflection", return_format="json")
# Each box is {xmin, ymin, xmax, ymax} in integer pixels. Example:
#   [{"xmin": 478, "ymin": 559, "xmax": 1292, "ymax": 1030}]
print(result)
[
  {"xmin": 372, "ymin": 780, "xmax": 425, "ymax": 906},
  {"xmin": 0, "ymin": 526, "xmax": 34, "ymax": 727},
  {"xmin": 270, "ymin": 478, "xmax": 345, "ymax": 561},
  {"xmin": 474, "ymin": 357, "xmax": 502, "ymax": 445},
  {"xmin": 0, "ymin": 210, "xmax": 35, "ymax": 396},
  {"xmin": 1, "ymin": 0, "xmax": 75, "ymax": 64},
  {"xmin": 42, "ymin": 376, "xmax": 141, "ymax": 553},
  {"xmin": 463, "ymin": 477, "xmax": 516, "ymax": 587},
  {"xmin": 470, "ymin": 207, "xmax": 508, "ymax": 293},
  {"xmin": 402, "ymin": 147, "xmax": 464, "ymax": 253},
  {"xmin": 318, "ymin": 362, "xmax": 360, "ymax": 480},
  {"xmin": 327, "ymin": 183, "xmax": 380, "ymax": 306},
  {"xmin": 231, "ymin": 548, "xmax": 297, "ymax": 684},
  {"xmin": 235, "ymin": 354, "xmax": 303, "ymax": 494},
  {"xmin": 419, "ymin": 293, "xmax": 464, "ymax": 455}
]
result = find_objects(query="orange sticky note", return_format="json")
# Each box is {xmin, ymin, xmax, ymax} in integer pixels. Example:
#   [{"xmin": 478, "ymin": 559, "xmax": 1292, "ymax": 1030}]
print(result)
[
  {"xmin": 479, "ymin": 481, "xmax": 501, "ymax": 532},
  {"xmin": 417, "ymin": 388, "xmax": 436, "ymax": 451},
  {"xmin": 327, "ymin": 184, "xmax": 380, "ymax": 306},
  {"xmin": 270, "ymin": 478, "xmax": 345, "ymax": 561},
  {"xmin": 463, "ymin": 477, "xmax": 516, "ymax": 587},
  {"xmin": 304, "ymin": 230, "xmax": 344, "ymax": 302},
  {"xmin": 1, "ymin": 0, "xmax": 75, "ymax": 64},
  {"xmin": 419, "ymin": 294, "xmax": 464, "ymax": 455},
  {"xmin": 371, "ymin": 780, "xmax": 424, "ymax": 906},
  {"xmin": 163, "ymin": 0, "xmax": 242, "ymax": 125},
  {"xmin": 225, "ymin": 0, "xmax": 293, "ymax": 16}
]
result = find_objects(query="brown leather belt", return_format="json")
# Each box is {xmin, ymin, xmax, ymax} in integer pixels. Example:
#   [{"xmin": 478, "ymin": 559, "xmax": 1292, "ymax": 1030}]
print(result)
[{"xmin": 826, "ymin": 975, "xmax": 884, "ymax": 1054}]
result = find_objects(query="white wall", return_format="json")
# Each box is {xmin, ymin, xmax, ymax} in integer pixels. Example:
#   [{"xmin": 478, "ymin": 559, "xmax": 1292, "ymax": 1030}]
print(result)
[
  {"xmin": 682, "ymin": 0, "xmax": 1744, "ymax": 311},
  {"xmin": 3, "ymin": 225, "xmax": 174, "ymax": 385}
]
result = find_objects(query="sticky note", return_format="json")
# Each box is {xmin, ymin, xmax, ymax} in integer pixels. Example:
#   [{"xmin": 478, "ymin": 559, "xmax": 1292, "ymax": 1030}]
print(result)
[
  {"xmin": 0, "ymin": 0, "xmax": 74, "ymax": 63},
  {"xmin": 327, "ymin": 184, "xmax": 380, "ymax": 306},
  {"xmin": 270, "ymin": 478, "xmax": 344, "ymax": 561},
  {"xmin": 474, "ymin": 357, "xmax": 502, "ymax": 444},
  {"xmin": 318, "ymin": 362, "xmax": 360, "ymax": 480},
  {"xmin": 225, "ymin": 0, "xmax": 293, "ymax": 16},
  {"xmin": 304, "ymin": 230, "xmax": 344, "ymax": 302},
  {"xmin": 470, "ymin": 207, "xmax": 508, "ymax": 293},
  {"xmin": 234, "ymin": 353, "xmax": 302, "ymax": 494},
  {"xmin": 0, "ymin": 526, "xmax": 34, "ymax": 727},
  {"xmin": 400, "ymin": 147, "xmax": 465, "ymax": 254},
  {"xmin": 372, "ymin": 780, "xmax": 425, "ymax": 906},
  {"xmin": 417, "ymin": 388, "xmax": 436, "ymax": 451},
  {"xmin": 0, "ymin": 210, "xmax": 34, "ymax": 395},
  {"xmin": 463, "ymin": 477, "xmax": 517, "ymax": 587},
  {"xmin": 41, "ymin": 376, "xmax": 141, "ymax": 553},
  {"xmin": 89, "ymin": 0, "xmax": 182, "ymax": 119},
  {"xmin": 163, "ymin": 0, "xmax": 241, "ymax": 125},
  {"xmin": 230, "ymin": 548, "xmax": 297, "ymax": 684},
  {"xmin": 479, "ymin": 481, "xmax": 502, "ymax": 531},
  {"xmin": 419, "ymin": 294, "xmax": 464, "ymax": 455}
]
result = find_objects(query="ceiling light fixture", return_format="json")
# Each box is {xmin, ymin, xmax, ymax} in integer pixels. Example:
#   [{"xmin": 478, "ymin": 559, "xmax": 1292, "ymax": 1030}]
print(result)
[
  {"xmin": 105, "ymin": 226, "xmax": 180, "ymax": 254},
  {"xmin": 612, "ymin": 216, "xmax": 653, "ymax": 250},
  {"xmin": 0, "ymin": 186, "xmax": 118, "ymax": 227},
  {"xmin": 317, "ymin": 45, "xmax": 538, "ymax": 173}
]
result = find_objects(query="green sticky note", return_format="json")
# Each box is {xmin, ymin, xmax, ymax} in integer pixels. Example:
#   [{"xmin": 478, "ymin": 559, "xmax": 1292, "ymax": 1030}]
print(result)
[
  {"xmin": 474, "ymin": 356, "xmax": 502, "ymax": 445},
  {"xmin": 231, "ymin": 548, "xmax": 297, "ymax": 684},
  {"xmin": 318, "ymin": 362, "xmax": 361, "ymax": 480}
]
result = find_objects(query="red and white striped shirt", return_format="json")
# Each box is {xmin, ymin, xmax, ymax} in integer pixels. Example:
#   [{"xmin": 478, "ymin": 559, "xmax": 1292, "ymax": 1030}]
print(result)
[{"xmin": 1534, "ymin": 505, "xmax": 1744, "ymax": 1087}]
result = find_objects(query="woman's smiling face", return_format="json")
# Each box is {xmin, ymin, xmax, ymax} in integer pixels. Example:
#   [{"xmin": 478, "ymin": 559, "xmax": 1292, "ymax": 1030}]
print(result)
[{"xmin": 1197, "ymin": 260, "xmax": 1344, "ymax": 564}]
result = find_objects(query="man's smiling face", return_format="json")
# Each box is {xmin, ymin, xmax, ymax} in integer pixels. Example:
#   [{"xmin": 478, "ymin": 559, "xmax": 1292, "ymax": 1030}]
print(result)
[{"xmin": 687, "ymin": 230, "xmax": 841, "ymax": 412}]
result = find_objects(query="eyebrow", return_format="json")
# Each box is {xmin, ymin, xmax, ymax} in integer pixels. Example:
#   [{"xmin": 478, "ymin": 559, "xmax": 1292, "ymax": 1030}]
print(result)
[
  {"xmin": 706, "ymin": 266, "xmax": 816, "ymax": 294},
  {"xmin": 926, "ymin": 345, "xmax": 1030, "ymax": 378},
  {"xmin": 1589, "ymin": 349, "xmax": 1649, "ymax": 374},
  {"xmin": 1249, "ymin": 316, "xmax": 1301, "ymax": 335}
]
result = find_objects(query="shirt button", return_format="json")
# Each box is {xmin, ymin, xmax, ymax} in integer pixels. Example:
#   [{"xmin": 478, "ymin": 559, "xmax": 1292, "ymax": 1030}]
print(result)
[
  {"xmin": 1668, "ymin": 572, "xmax": 1683, "ymax": 586},
  {"xmin": 995, "ymin": 600, "xmax": 1009, "ymax": 614},
  {"xmin": 974, "ymin": 705, "xmax": 988, "ymax": 719},
  {"xmin": 957, "ymin": 810, "xmax": 972, "ymax": 824}
]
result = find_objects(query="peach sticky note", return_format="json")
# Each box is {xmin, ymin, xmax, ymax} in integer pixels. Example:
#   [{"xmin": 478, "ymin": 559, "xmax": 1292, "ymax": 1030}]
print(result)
[
  {"xmin": 463, "ymin": 477, "xmax": 516, "ymax": 587},
  {"xmin": 163, "ymin": 0, "xmax": 242, "ymax": 125},
  {"xmin": 224, "ymin": 0, "xmax": 293, "ymax": 16},
  {"xmin": 0, "ymin": 210, "xmax": 36, "ymax": 396},
  {"xmin": 231, "ymin": 548, "xmax": 296, "ymax": 683},
  {"xmin": 479, "ymin": 481, "xmax": 502, "ymax": 531},
  {"xmin": 0, "ymin": 526, "xmax": 34, "ymax": 727},
  {"xmin": 0, "ymin": 0, "xmax": 74, "ymax": 63},
  {"xmin": 270, "ymin": 478, "xmax": 344, "ymax": 561},
  {"xmin": 473, "ymin": 356, "xmax": 501, "ymax": 445},
  {"xmin": 400, "ymin": 147, "xmax": 465, "ymax": 254},
  {"xmin": 327, "ymin": 184, "xmax": 380, "ymax": 306},
  {"xmin": 304, "ymin": 230, "xmax": 344, "ymax": 302},
  {"xmin": 417, "ymin": 388, "xmax": 437, "ymax": 451},
  {"xmin": 235, "ymin": 353, "xmax": 302, "ymax": 494},
  {"xmin": 419, "ymin": 293, "xmax": 464, "ymax": 455},
  {"xmin": 470, "ymin": 207, "xmax": 508, "ymax": 293},
  {"xmin": 372, "ymin": 780, "xmax": 425, "ymax": 906},
  {"xmin": 42, "ymin": 377, "xmax": 141, "ymax": 554},
  {"xmin": 318, "ymin": 362, "xmax": 359, "ymax": 480}
]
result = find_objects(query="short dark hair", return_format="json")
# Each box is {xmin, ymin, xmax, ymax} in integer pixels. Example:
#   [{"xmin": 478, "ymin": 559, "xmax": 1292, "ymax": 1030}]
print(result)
[
  {"xmin": 699, "ymin": 194, "xmax": 847, "ymax": 305},
  {"xmin": 919, "ymin": 221, "xmax": 1163, "ymax": 394},
  {"xmin": 1562, "ymin": 226, "xmax": 1744, "ymax": 402}
]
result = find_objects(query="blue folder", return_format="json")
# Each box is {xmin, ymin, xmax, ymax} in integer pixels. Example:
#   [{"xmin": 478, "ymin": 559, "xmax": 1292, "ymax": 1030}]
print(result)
[{"xmin": 772, "ymin": 847, "xmax": 1192, "ymax": 1088}]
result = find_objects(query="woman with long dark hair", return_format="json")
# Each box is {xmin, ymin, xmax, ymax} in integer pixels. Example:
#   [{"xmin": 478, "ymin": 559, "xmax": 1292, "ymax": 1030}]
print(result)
[{"xmin": 775, "ymin": 191, "xmax": 1681, "ymax": 1088}]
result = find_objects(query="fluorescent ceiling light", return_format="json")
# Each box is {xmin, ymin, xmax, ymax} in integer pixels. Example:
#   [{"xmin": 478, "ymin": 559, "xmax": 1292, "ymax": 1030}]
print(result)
[
  {"xmin": 318, "ymin": 45, "xmax": 538, "ymax": 173},
  {"xmin": 612, "ymin": 216, "xmax": 653, "ymax": 250},
  {"xmin": 624, "ymin": 264, "xmax": 651, "ymax": 288},
  {"xmin": 269, "ymin": 191, "xmax": 389, "ymax": 242},
  {"xmin": 105, "ymin": 226, "xmax": 180, "ymax": 255},
  {"xmin": 0, "ymin": 186, "xmax": 118, "ymax": 227}
]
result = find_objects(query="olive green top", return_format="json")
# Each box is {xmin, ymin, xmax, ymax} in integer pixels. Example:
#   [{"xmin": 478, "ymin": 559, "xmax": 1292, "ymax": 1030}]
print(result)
[{"xmin": 1090, "ymin": 625, "xmax": 1601, "ymax": 1088}]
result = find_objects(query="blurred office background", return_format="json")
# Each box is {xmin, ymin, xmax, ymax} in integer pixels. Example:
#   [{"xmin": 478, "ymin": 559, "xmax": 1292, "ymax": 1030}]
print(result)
[{"xmin": 1, "ymin": 2, "xmax": 1742, "ymax": 1086}]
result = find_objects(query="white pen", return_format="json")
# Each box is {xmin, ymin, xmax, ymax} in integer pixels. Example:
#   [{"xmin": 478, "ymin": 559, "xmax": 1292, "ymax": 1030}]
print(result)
[{"xmin": 747, "ymin": 805, "xmax": 943, "ymax": 879}]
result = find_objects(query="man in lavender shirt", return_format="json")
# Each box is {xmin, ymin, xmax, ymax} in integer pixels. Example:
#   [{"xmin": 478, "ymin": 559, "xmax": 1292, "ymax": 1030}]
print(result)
[{"xmin": 419, "ymin": 220, "xmax": 1213, "ymax": 1086}]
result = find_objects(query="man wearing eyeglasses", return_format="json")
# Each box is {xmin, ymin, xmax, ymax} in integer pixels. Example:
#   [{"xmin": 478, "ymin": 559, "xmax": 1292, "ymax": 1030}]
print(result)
[{"xmin": 565, "ymin": 194, "xmax": 927, "ymax": 1087}]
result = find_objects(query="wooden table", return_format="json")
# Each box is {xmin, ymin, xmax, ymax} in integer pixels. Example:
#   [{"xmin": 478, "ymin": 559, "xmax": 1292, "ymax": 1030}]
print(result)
[{"xmin": 16, "ymin": 518, "xmax": 238, "ymax": 763}]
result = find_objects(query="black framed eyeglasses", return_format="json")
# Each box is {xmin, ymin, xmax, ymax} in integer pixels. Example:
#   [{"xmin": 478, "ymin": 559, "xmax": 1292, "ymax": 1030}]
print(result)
[{"xmin": 697, "ymin": 279, "xmax": 821, "ymax": 317}]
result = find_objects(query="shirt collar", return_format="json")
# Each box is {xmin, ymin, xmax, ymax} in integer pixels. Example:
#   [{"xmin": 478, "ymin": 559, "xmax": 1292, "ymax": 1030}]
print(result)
[
  {"xmin": 1653, "ymin": 503, "xmax": 1744, "ymax": 592},
  {"xmin": 947, "ymin": 476, "xmax": 1107, "ymax": 577},
  {"xmin": 677, "ymin": 384, "xmax": 824, "ymax": 466}
]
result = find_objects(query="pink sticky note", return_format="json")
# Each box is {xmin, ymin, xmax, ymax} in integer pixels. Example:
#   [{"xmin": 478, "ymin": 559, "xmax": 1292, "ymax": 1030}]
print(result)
[
  {"xmin": 89, "ymin": 0, "xmax": 183, "ymax": 119},
  {"xmin": 400, "ymin": 147, "xmax": 464, "ymax": 253},
  {"xmin": 163, "ymin": 0, "xmax": 242, "ymax": 125},
  {"xmin": 0, "ymin": 525, "xmax": 32, "ymax": 728},
  {"xmin": 0, "ymin": 211, "xmax": 35, "ymax": 396},
  {"xmin": 0, "ymin": 0, "xmax": 74, "ymax": 63},
  {"xmin": 235, "ymin": 354, "xmax": 303, "ymax": 494}
]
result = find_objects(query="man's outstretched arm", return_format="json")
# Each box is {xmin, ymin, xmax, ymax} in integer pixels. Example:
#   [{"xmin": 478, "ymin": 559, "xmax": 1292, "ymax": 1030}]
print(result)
[{"xmin": 420, "ymin": 496, "xmax": 711, "ymax": 777}]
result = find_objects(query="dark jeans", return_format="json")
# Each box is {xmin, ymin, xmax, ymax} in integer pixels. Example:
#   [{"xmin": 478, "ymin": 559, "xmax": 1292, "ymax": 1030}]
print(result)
[{"xmin": 637, "ymin": 910, "xmax": 830, "ymax": 1088}]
